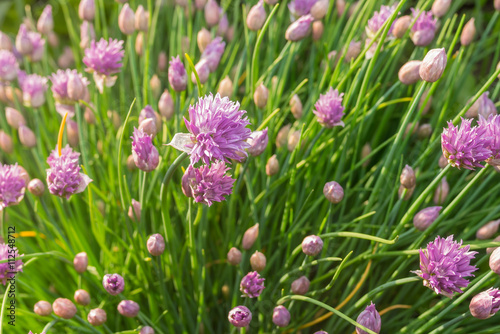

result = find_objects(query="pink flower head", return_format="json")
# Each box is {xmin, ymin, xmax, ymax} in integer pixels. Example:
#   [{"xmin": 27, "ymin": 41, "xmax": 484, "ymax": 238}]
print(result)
[
  {"xmin": 49, "ymin": 69, "xmax": 90, "ymax": 117},
  {"xmin": 441, "ymin": 117, "xmax": 492, "ymax": 170},
  {"xmin": 201, "ymin": 37, "xmax": 225, "ymax": 72},
  {"xmin": 18, "ymin": 70, "xmax": 48, "ymax": 108},
  {"xmin": 410, "ymin": 9, "xmax": 437, "ymax": 46},
  {"xmin": 46, "ymin": 145, "xmax": 92, "ymax": 199},
  {"xmin": 183, "ymin": 161, "xmax": 235, "ymax": 206},
  {"xmin": 478, "ymin": 114, "xmax": 500, "ymax": 166},
  {"xmin": 240, "ymin": 271, "xmax": 265, "ymax": 298},
  {"xmin": 0, "ymin": 243, "xmax": 23, "ymax": 284},
  {"xmin": 313, "ymin": 88, "xmax": 345, "ymax": 128},
  {"xmin": 288, "ymin": 0, "xmax": 317, "ymax": 18},
  {"xmin": 0, "ymin": 163, "xmax": 26, "ymax": 210},
  {"xmin": 366, "ymin": 5, "xmax": 397, "ymax": 38},
  {"xmin": 0, "ymin": 50, "xmax": 19, "ymax": 82},
  {"xmin": 83, "ymin": 38, "xmax": 124, "ymax": 92},
  {"xmin": 131, "ymin": 127, "xmax": 159, "ymax": 172},
  {"xmin": 414, "ymin": 235, "xmax": 478, "ymax": 298},
  {"xmin": 168, "ymin": 55, "xmax": 187, "ymax": 91}
]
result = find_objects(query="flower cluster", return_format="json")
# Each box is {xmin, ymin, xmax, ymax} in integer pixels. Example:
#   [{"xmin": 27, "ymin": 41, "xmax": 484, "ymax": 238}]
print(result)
[
  {"xmin": 83, "ymin": 38, "xmax": 124, "ymax": 92},
  {"xmin": 240, "ymin": 271, "xmax": 265, "ymax": 298},
  {"xmin": 314, "ymin": 88, "xmax": 345, "ymax": 128},
  {"xmin": 0, "ymin": 163, "xmax": 26, "ymax": 210},
  {"xmin": 366, "ymin": 5, "xmax": 397, "ymax": 38},
  {"xmin": 0, "ymin": 243, "xmax": 23, "ymax": 285}
]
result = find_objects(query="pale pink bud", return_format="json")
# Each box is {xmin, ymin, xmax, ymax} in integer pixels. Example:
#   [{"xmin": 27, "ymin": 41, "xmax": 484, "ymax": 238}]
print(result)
[
  {"xmin": 413, "ymin": 206, "xmax": 442, "ymax": 231},
  {"xmin": 276, "ymin": 124, "xmax": 291, "ymax": 149},
  {"xmin": 226, "ymin": 25, "xmax": 235, "ymax": 41},
  {"xmin": 254, "ymin": 83, "xmax": 269, "ymax": 108},
  {"xmin": 34, "ymin": 300, "xmax": 52, "ymax": 316},
  {"xmin": 398, "ymin": 184, "xmax": 415, "ymax": 200},
  {"xmin": 28, "ymin": 178, "xmax": 45, "ymax": 196},
  {"xmin": 438, "ymin": 154, "xmax": 448, "ymax": 168},
  {"xmin": 227, "ymin": 247, "xmax": 242, "ymax": 265},
  {"xmin": 287, "ymin": 130, "xmax": 301, "ymax": 152},
  {"xmin": 398, "ymin": 60, "xmax": 422, "ymax": 85},
  {"xmin": 16, "ymin": 25, "xmax": 33, "ymax": 56},
  {"xmin": 273, "ymin": 306, "xmax": 291, "ymax": 327},
  {"xmin": 490, "ymin": 247, "xmax": 500, "ymax": 274},
  {"xmin": 432, "ymin": 0, "xmax": 451, "ymax": 17},
  {"xmin": 487, "ymin": 235, "xmax": 500, "ymax": 254},
  {"xmin": 477, "ymin": 220, "xmax": 500, "ymax": 240},
  {"xmin": 336, "ymin": 0, "xmax": 345, "ymax": 16},
  {"xmin": 66, "ymin": 119, "xmax": 79, "ymax": 148},
  {"xmin": 218, "ymin": 76, "xmax": 233, "ymax": 98},
  {"xmin": 288, "ymin": 94, "xmax": 303, "ymax": 119},
  {"xmin": 53, "ymin": 298, "xmax": 77, "ymax": 319},
  {"xmin": 250, "ymin": 251, "xmax": 266, "ymax": 272},
  {"xmin": 393, "ymin": 15, "xmax": 411, "ymax": 38},
  {"xmin": 74, "ymin": 289, "xmax": 91, "ymax": 306},
  {"xmin": 347, "ymin": 1, "xmax": 359, "ymax": 17},
  {"xmin": 128, "ymin": 199, "xmax": 141, "ymax": 222},
  {"xmin": 5, "ymin": 107, "xmax": 25, "ymax": 129},
  {"xmin": 74, "ymin": 252, "xmax": 88, "ymax": 273},
  {"xmin": 266, "ymin": 155, "xmax": 279, "ymax": 176},
  {"xmin": 323, "ymin": 181, "xmax": 344, "ymax": 203},
  {"xmin": 139, "ymin": 118, "xmax": 158, "ymax": 138},
  {"xmin": 496, "ymin": 0, "xmax": 500, "ymax": 11},
  {"xmin": 18, "ymin": 125, "xmax": 36, "ymax": 148},
  {"xmin": 461, "ymin": 18, "xmax": 476, "ymax": 46},
  {"xmin": 285, "ymin": 15, "xmax": 314, "ymax": 41},
  {"xmin": 158, "ymin": 51, "xmax": 167, "ymax": 72},
  {"xmin": 37, "ymin": 5, "xmax": 54, "ymax": 34},
  {"xmin": 291, "ymin": 276, "xmax": 310, "ymax": 295},
  {"xmin": 0, "ymin": 130, "xmax": 13, "ymax": 154},
  {"xmin": 80, "ymin": 21, "xmax": 95, "ymax": 49},
  {"xmin": 311, "ymin": 0, "xmax": 329, "ymax": 20},
  {"xmin": 147, "ymin": 233, "xmax": 165, "ymax": 256},
  {"xmin": 48, "ymin": 31, "xmax": 59, "ymax": 47},
  {"xmin": 433, "ymin": 177, "xmax": 449, "ymax": 205},
  {"xmin": 242, "ymin": 224, "xmax": 259, "ymax": 250},
  {"xmin": 135, "ymin": 32, "xmax": 144, "ymax": 56},
  {"xmin": 117, "ymin": 300, "xmax": 140, "ymax": 318},
  {"xmin": 419, "ymin": 48, "xmax": 447, "ymax": 82},
  {"xmin": 127, "ymin": 154, "xmax": 137, "ymax": 171},
  {"xmin": 158, "ymin": 90, "xmax": 174, "ymax": 120},
  {"xmin": 79, "ymin": 0, "xmax": 95, "ymax": 21},
  {"xmin": 67, "ymin": 73, "xmax": 85, "ymax": 101},
  {"xmin": 119, "ymin": 4, "xmax": 136, "ymax": 35},
  {"xmin": 140, "ymin": 326, "xmax": 155, "ymax": 334},
  {"xmin": 247, "ymin": 1, "xmax": 267, "ymax": 31},
  {"xmin": 17, "ymin": 165, "xmax": 30, "ymax": 184},
  {"xmin": 417, "ymin": 123, "xmax": 432, "ymax": 139},
  {"xmin": 135, "ymin": 5, "xmax": 149, "ymax": 32},
  {"xmin": 400, "ymin": 164, "xmax": 416, "ymax": 189},
  {"xmin": 344, "ymin": 41, "xmax": 361, "ymax": 63},
  {"xmin": 312, "ymin": 21, "xmax": 324, "ymax": 41},
  {"xmin": 192, "ymin": 59, "xmax": 210, "ymax": 84},
  {"xmin": 108, "ymin": 110, "xmax": 121, "ymax": 130},
  {"xmin": 197, "ymin": 28, "xmax": 212, "ymax": 53},
  {"xmin": 205, "ymin": 0, "xmax": 221, "ymax": 27},
  {"xmin": 0, "ymin": 31, "xmax": 12, "ymax": 51},
  {"xmin": 84, "ymin": 106, "xmax": 96, "ymax": 124},
  {"xmin": 88, "ymin": 308, "xmax": 107, "ymax": 326},
  {"xmin": 150, "ymin": 74, "xmax": 161, "ymax": 99},
  {"xmin": 302, "ymin": 235, "xmax": 323, "ymax": 256}
]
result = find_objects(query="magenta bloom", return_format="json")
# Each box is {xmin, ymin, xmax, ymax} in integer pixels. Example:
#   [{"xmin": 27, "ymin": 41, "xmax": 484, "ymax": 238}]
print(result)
[
  {"xmin": 414, "ymin": 235, "xmax": 478, "ymax": 298},
  {"xmin": 356, "ymin": 302, "xmax": 381, "ymax": 334},
  {"xmin": 0, "ymin": 50, "xmax": 19, "ymax": 82},
  {"xmin": 366, "ymin": 5, "xmax": 397, "ymax": 38},
  {"xmin": 46, "ymin": 145, "xmax": 92, "ymax": 199},
  {"xmin": 228, "ymin": 306, "xmax": 252, "ymax": 327},
  {"xmin": 168, "ymin": 55, "xmax": 187, "ymax": 91},
  {"xmin": 18, "ymin": 71, "xmax": 48, "ymax": 108},
  {"xmin": 0, "ymin": 163, "xmax": 26, "ymax": 210},
  {"xmin": 182, "ymin": 161, "xmax": 235, "ymax": 206},
  {"xmin": 288, "ymin": 0, "xmax": 317, "ymax": 18},
  {"xmin": 479, "ymin": 114, "xmax": 500, "ymax": 166},
  {"xmin": 103, "ymin": 273, "xmax": 125, "ymax": 295},
  {"xmin": 172, "ymin": 93, "xmax": 251, "ymax": 165},
  {"xmin": 83, "ymin": 38, "xmax": 124, "ymax": 93},
  {"xmin": 131, "ymin": 128, "xmax": 159, "ymax": 172},
  {"xmin": 410, "ymin": 9, "xmax": 437, "ymax": 46},
  {"xmin": 314, "ymin": 88, "xmax": 345, "ymax": 128},
  {"xmin": 201, "ymin": 37, "xmax": 225, "ymax": 72},
  {"xmin": 441, "ymin": 117, "xmax": 492, "ymax": 169},
  {"xmin": 49, "ymin": 69, "xmax": 90, "ymax": 117},
  {"xmin": 240, "ymin": 271, "xmax": 265, "ymax": 298},
  {"xmin": 0, "ymin": 243, "xmax": 23, "ymax": 285}
]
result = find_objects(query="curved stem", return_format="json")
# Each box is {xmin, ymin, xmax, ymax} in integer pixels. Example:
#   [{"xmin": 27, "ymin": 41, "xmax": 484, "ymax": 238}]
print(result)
[{"xmin": 117, "ymin": 99, "xmax": 136, "ymax": 209}]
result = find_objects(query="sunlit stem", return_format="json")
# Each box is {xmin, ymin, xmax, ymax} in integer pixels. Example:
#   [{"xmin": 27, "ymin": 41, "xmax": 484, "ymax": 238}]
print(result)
[{"xmin": 57, "ymin": 112, "xmax": 69, "ymax": 156}]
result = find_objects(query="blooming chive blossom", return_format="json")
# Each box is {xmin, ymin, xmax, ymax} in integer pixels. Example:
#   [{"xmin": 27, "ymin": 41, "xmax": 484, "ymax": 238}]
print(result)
[
  {"xmin": 410, "ymin": 9, "xmax": 437, "ymax": 46},
  {"xmin": 17, "ymin": 71, "xmax": 48, "ymax": 108},
  {"xmin": 0, "ymin": 243, "xmax": 23, "ymax": 285},
  {"xmin": 0, "ymin": 50, "xmax": 18, "ymax": 81},
  {"xmin": 170, "ymin": 93, "xmax": 251, "ymax": 165},
  {"xmin": 479, "ymin": 115, "xmax": 500, "ymax": 166},
  {"xmin": 288, "ymin": 0, "xmax": 317, "ymax": 19},
  {"xmin": 49, "ymin": 69, "xmax": 90, "ymax": 117},
  {"xmin": 414, "ymin": 235, "xmax": 478, "ymax": 298},
  {"xmin": 182, "ymin": 162, "xmax": 235, "ymax": 206},
  {"xmin": 201, "ymin": 37, "xmax": 225, "ymax": 72},
  {"xmin": 131, "ymin": 127, "xmax": 159, "ymax": 172},
  {"xmin": 314, "ymin": 88, "xmax": 345, "ymax": 128},
  {"xmin": 168, "ymin": 55, "xmax": 187, "ymax": 91},
  {"xmin": 441, "ymin": 118, "xmax": 492, "ymax": 169},
  {"xmin": 0, "ymin": 163, "xmax": 26, "ymax": 210},
  {"xmin": 83, "ymin": 38, "xmax": 125, "ymax": 93},
  {"xmin": 46, "ymin": 145, "xmax": 92, "ymax": 199},
  {"xmin": 366, "ymin": 5, "xmax": 397, "ymax": 38},
  {"xmin": 240, "ymin": 271, "xmax": 265, "ymax": 298}
]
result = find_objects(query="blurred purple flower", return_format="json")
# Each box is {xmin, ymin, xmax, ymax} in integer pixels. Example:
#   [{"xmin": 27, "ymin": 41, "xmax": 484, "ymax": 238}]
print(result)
[
  {"xmin": 0, "ymin": 50, "xmax": 18, "ymax": 82},
  {"xmin": 168, "ymin": 55, "xmax": 187, "ymax": 91},
  {"xmin": 49, "ymin": 69, "xmax": 90, "ymax": 117},
  {"xmin": 0, "ymin": 163, "xmax": 26, "ymax": 210},
  {"xmin": 313, "ymin": 88, "xmax": 345, "ymax": 128},
  {"xmin": 479, "ymin": 114, "xmax": 500, "ymax": 166},
  {"xmin": 240, "ymin": 271, "xmax": 265, "ymax": 298},
  {"xmin": 288, "ymin": 0, "xmax": 317, "ymax": 18},
  {"xmin": 131, "ymin": 127, "xmax": 159, "ymax": 172},
  {"xmin": 201, "ymin": 37, "xmax": 225, "ymax": 72},
  {"xmin": 83, "ymin": 38, "xmax": 124, "ymax": 93},
  {"xmin": 0, "ymin": 243, "xmax": 23, "ymax": 285},
  {"xmin": 410, "ymin": 9, "xmax": 437, "ymax": 46},
  {"xmin": 18, "ymin": 70, "xmax": 48, "ymax": 108},
  {"xmin": 366, "ymin": 5, "xmax": 397, "ymax": 38},
  {"xmin": 27, "ymin": 30, "xmax": 45, "ymax": 62}
]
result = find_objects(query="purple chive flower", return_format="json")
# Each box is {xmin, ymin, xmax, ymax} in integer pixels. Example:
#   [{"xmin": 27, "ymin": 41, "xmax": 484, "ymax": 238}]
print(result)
[
  {"xmin": 83, "ymin": 38, "xmax": 124, "ymax": 93},
  {"xmin": 170, "ymin": 93, "xmax": 251, "ymax": 165},
  {"xmin": 0, "ymin": 243, "xmax": 23, "ymax": 285},
  {"xmin": 49, "ymin": 69, "xmax": 90, "ymax": 117},
  {"xmin": 288, "ymin": 0, "xmax": 317, "ymax": 18},
  {"xmin": 46, "ymin": 145, "xmax": 92, "ymax": 199},
  {"xmin": 313, "ymin": 88, "xmax": 345, "ymax": 128},
  {"xmin": 441, "ymin": 117, "xmax": 492, "ymax": 170},
  {"xmin": 27, "ymin": 30, "xmax": 45, "ymax": 62},
  {"xmin": 356, "ymin": 302, "xmax": 381, "ymax": 334},
  {"xmin": 182, "ymin": 161, "xmax": 235, "ymax": 206},
  {"xmin": 131, "ymin": 127, "xmax": 159, "ymax": 172},
  {"xmin": 0, "ymin": 163, "xmax": 26, "ymax": 210},
  {"xmin": 0, "ymin": 50, "xmax": 19, "ymax": 82},
  {"xmin": 17, "ymin": 70, "xmax": 48, "ymax": 108},
  {"xmin": 168, "ymin": 55, "xmax": 187, "ymax": 92},
  {"xmin": 414, "ymin": 235, "xmax": 478, "ymax": 298},
  {"xmin": 410, "ymin": 9, "xmax": 437, "ymax": 46},
  {"xmin": 479, "ymin": 115, "xmax": 500, "ymax": 166},
  {"xmin": 366, "ymin": 5, "xmax": 397, "ymax": 38},
  {"xmin": 470, "ymin": 288, "xmax": 500, "ymax": 319},
  {"xmin": 201, "ymin": 37, "xmax": 225, "ymax": 72},
  {"xmin": 228, "ymin": 305, "xmax": 252, "ymax": 327},
  {"xmin": 247, "ymin": 128, "xmax": 268, "ymax": 157},
  {"xmin": 240, "ymin": 271, "xmax": 265, "ymax": 298},
  {"xmin": 102, "ymin": 273, "xmax": 125, "ymax": 295}
]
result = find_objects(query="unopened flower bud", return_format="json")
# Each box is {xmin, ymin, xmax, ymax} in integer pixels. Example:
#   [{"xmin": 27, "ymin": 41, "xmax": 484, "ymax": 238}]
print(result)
[
  {"xmin": 158, "ymin": 51, "xmax": 167, "ymax": 72},
  {"xmin": 0, "ymin": 130, "xmax": 13, "ymax": 154},
  {"xmin": 227, "ymin": 247, "xmax": 242, "ymax": 265},
  {"xmin": 135, "ymin": 32, "xmax": 144, "ymax": 56},
  {"xmin": 286, "ymin": 15, "xmax": 314, "ymax": 41},
  {"xmin": 247, "ymin": 1, "xmax": 267, "ymax": 31},
  {"xmin": 470, "ymin": 288, "xmax": 500, "ymax": 319},
  {"xmin": 288, "ymin": 130, "xmax": 301, "ymax": 152},
  {"xmin": 356, "ymin": 302, "xmax": 381, "ymax": 334},
  {"xmin": 400, "ymin": 165, "xmax": 416, "ymax": 189},
  {"xmin": 242, "ymin": 224, "xmax": 259, "ymax": 250},
  {"xmin": 19, "ymin": 125, "xmax": 36, "ymax": 148},
  {"xmin": 67, "ymin": 73, "xmax": 85, "ymax": 101},
  {"xmin": 302, "ymin": 235, "xmax": 323, "ymax": 256},
  {"xmin": 487, "ymin": 235, "xmax": 500, "ymax": 254},
  {"xmin": 147, "ymin": 233, "xmax": 165, "ymax": 256},
  {"xmin": 266, "ymin": 155, "xmax": 279, "ymax": 176},
  {"xmin": 117, "ymin": 300, "xmax": 140, "ymax": 318},
  {"xmin": 272, "ymin": 305, "xmax": 291, "ymax": 327},
  {"xmin": 16, "ymin": 25, "xmax": 33, "ymax": 56},
  {"xmin": 226, "ymin": 25, "xmax": 235, "ymax": 41},
  {"xmin": 413, "ymin": 206, "xmax": 442, "ymax": 231},
  {"xmin": 127, "ymin": 155, "xmax": 137, "ymax": 171},
  {"xmin": 290, "ymin": 94, "xmax": 303, "ymax": 119},
  {"xmin": 228, "ymin": 305, "xmax": 252, "ymax": 327},
  {"xmin": 192, "ymin": 59, "xmax": 210, "ymax": 84},
  {"xmin": 37, "ymin": 5, "xmax": 54, "ymax": 34},
  {"xmin": 393, "ymin": 15, "xmax": 411, "ymax": 38},
  {"xmin": 490, "ymin": 247, "xmax": 500, "ymax": 274},
  {"xmin": 432, "ymin": 0, "xmax": 451, "ymax": 17},
  {"xmin": 158, "ymin": 90, "xmax": 174, "ymax": 120},
  {"xmin": 139, "ymin": 118, "xmax": 158, "ymax": 138},
  {"xmin": 312, "ymin": 21, "xmax": 324, "ymax": 41},
  {"xmin": 398, "ymin": 61, "xmax": 422, "ymax": 85},
  {"xmin": 418, "ymin": 123, "xmax": 432, "ymax": 139},
  {"xmin": 250, "ymin": 251, "xmax": 266, "ymax": 272},
  {"xmin": 34, "ymin": 300, "xmax": 52, "ymax": 316},
  {"xmin": 6, "ymin": 107, "xmax": 25, "ymax": 129},
  {"xmin": 74, "ymin": 289, "xmax": 91, "ymax": 306},
  {"xmin": 419, "ymin": 48, "xmax": 447, "ymax": 82},
  {"xmin": 66, "ymin": 119, "xmax": 79, "ymax": 147},
  {"xmin": 103, "ymin": 273, "xmax": 125, "ymax": 295},
  {"xmin": 135, "ymin": 5, "xmax": 149, "ymax": 32},
  {"xmin": 128, "ymin": 199, "xmax": 141, "ymax": 222},
  {"xmin": 74, "ymin": 252, "xmax": 88, "ymax": 273},
  {"xmin": 311, "ymin": 0, "xmax": 329, "ymax": 20},
  {"xmin": 28, "ymin": 178, "xmax": 45, "ymax": 196},
  {"xmin": 323, "ymin": 181, "xmax": 344, "ymax": 203},
  {"xmin": 149, "ymin": 74, "xmax": 161, "ymax": 99},
  {"xmin": 119, "ymin": 4, "xmax": 136, "ymax": 35},
  {"xmin": 109, "ymin": 110, "xmax": 121, "ymax": 129},
  {"xmin": 140, "ymin": 326, "xmax": 155, "ymax": 334},
  {"xmin": 247, "ymin": 129, "xmax": 268, "ymax": 156},
  {"xmin": 496, "ymin": 0, "xmax": 500, "ymax": 11},
  {"xmin": 83, "ymin": 107, "xmax": 95, "ymax": 125},
  {"xmin": 53, "ymin": 298, "xmax": 77, "ymax": 319},
  {"xmin": 291, "ymin": 275, "xmax": 310, "ymax": 295},
  {"xmin": 438, "ymin": 154, "xmax": 448, "ymax": 168},
  {"xmin": 218, "ymin": 76, "xmax": 233, "ymax": 98},
  {"xmin": 88, "ymin": 308, "xmax": 107, "ymax": 326},
  {"xmin": 0, "ymin": 31, "xmax": 12, "ymax": 51},
  {"xmin": 460, "ymin": 18, "xmax": 475, "ymax": 46},
  {"xmin": 433, "ymin": 177, "xmax": 449, "ymax": 205},
  {"xmin": 197, "ymin": 28, "xmax": 212, "ymax": 52},
  {"xmin": 344, "ymin": 41, "xmax": 361, "ymax": 63},
  {"xmin": 79, "ymin": 0, "xmax": 95, "ymax": 20},
  {"xmin": 477, "ymin": 220, "xmax": 500, "ymax": 240},
  {"xmin": 276, "ymin": 124, "xmax": 291, "ymax": 149},
  {"xmin": 195, "ymin": 0, "xmax": 207, "ymax": 9},
  {"xmin": 254, "ymin": 83, "xmax": 269, "ymax": 108},
  {"xmin": 205, "ymin": 0, "xmax": 221, "ymax": 27}
]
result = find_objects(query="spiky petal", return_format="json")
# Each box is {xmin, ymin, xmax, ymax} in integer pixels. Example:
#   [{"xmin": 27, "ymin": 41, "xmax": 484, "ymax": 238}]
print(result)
[
  {"xmin": 313, "ymin": 88, "xmax": 345, "ymax": 128},
  {"xmin": 366, "ymin": 5, "xmax": 397, "ymax": 38},
  {"xmin": 0, "ymin": 163, "xmax": 26, "ymax": 210},
  {"xmin": 131, "ymin": 127, "xmax": 159, "ymax": 172},
  {"xmin": 240, "ymin": 271, "xmax": 265, "ymax": 298},
  {"xmin": 83, "ymin": 38, "xmax": 124, "ymax": 92}
]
